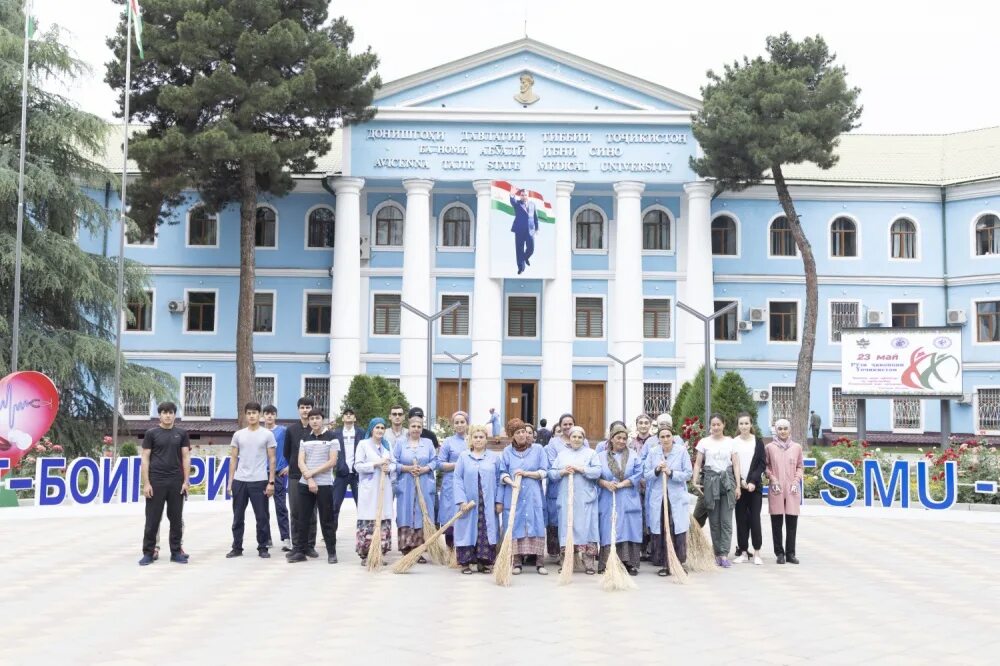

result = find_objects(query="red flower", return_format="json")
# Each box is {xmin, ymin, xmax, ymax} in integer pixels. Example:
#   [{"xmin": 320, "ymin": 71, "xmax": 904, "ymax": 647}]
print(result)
[
  {"xmin": 52, "ymin": 444, "xmax": 63, "ymax": 453},
  {"xmin": 102, "ymin": 435, "xmax": 113, "ymax": 445}
]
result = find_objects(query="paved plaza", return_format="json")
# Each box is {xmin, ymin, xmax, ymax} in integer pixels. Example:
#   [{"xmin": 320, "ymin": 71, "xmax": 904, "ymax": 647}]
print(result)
[{"xmin": 2, "ymin": 501, "xmax": 999, "ymax": 665}]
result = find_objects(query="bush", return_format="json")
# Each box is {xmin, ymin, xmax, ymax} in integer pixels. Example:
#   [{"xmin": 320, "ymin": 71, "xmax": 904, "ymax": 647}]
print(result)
[
  {"xmin": 711, "ymin": 371, "xmax": 760, "ymax": 437},
  {"xmin": 339, "ymin": 375, "xmax": 410, "ymax": 430},
  {"xmin": 677, "ymin": 366, "xmax": 716, "ymax": 428},
  {"xmin": 671, "ymin": 381, "xmax": 691, "ymax": 431},
  {"xmin": 120, "ymin": 442, "xmax": 139, "ymax": 457}
]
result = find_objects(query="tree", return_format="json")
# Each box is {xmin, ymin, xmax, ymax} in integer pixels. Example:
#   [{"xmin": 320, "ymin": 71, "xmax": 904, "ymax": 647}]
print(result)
[
  {"xmin": 677, "ymin": 365, "xmax": 717, "ymax": 430},
  {"xmin": 670, "ymin": 380, "xmax": 691, "ymax": 433},
  {"xmin": 690, "ymin": 33, "xmax": 861, "ymax": 443},
  {"xmin": 104, "ymin": 1, "xmax": 381, "ymax": 421},
  {"xmin": 339, "ymin": 375, "xmax": 409, "ymax": 431},
  {"xmin": 0, "ymin": 4, "xmax": 171, "ymax": 455},
  {"xmin": 711, "ymin": 371, "xmax": 759, "ymax": 437}
]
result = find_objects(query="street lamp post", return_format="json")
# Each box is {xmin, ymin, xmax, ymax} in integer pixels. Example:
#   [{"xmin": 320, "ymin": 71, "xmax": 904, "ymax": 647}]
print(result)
[
  {"xmin": 676, "ymin": 301, "xmax": 738, "ymax": 427},
  {"xmin": 400, "ymin": 299, "xmax": 461, "ymax": 418},
  {"xmin": 443, "ymin": 351, "xmax": 478, "ymax": 414},
  {"xmin": 606, "ymin": 353, "xmax": 641, "ymax": 423}
]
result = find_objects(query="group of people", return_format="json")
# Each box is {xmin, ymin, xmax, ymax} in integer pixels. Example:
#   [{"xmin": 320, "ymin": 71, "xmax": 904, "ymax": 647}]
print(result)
[{"xmin": 137, "ymin": 399, "xmax": 805, "ymax": 577}]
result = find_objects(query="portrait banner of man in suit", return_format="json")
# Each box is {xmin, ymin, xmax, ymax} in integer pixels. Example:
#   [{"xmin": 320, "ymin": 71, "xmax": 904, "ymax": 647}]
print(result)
[{"xmin": 489, "ymin": 180, "xmax": 556, "ymax": 279}]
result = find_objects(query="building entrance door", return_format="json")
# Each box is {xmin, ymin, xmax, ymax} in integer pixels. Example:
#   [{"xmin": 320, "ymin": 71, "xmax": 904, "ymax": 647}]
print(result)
[
  {"xmin": 436, "ymin": 380, "xmax": 469, "ymax": 422},
  {"xmin": 505, "ymin": 381, "xmax": 537, "ymax": 426},
  {"xmin": 573, "ymin": 381, "xmax": 606, "ymax": 444}
]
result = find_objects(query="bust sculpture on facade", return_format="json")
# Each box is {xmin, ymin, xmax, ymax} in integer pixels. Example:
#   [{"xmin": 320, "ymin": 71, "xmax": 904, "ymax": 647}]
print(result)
[{"xmin": 514, "ymin": 72, "xmax": 539, "ymax": 105}]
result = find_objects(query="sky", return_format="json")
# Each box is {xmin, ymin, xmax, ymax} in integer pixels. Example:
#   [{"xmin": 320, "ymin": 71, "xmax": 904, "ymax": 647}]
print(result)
[{"xmin": 33, "ymin": 0, "xmax": 996, "ymax": 135}]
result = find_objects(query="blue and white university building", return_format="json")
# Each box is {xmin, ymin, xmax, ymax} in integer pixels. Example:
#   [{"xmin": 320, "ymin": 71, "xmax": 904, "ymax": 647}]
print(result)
[{"xmin": 82, "ymin": 39, "xmax": 1000, "ymax": 441}]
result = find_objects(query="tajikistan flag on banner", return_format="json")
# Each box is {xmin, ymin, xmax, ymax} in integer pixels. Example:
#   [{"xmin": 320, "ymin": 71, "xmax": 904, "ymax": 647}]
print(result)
[
  {"xmin": 490, "ymin": 180, "xmax": 555, "ymax": 224},
  {"xmin": 129, "ymin": 0, "xmax": 144, "ymax": 59}
]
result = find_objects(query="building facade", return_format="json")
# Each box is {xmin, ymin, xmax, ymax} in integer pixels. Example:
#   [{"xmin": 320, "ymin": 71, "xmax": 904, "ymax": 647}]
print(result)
[{"xmin": 83, "ymin": 39, "xmax": 1000, "ymax": 440}]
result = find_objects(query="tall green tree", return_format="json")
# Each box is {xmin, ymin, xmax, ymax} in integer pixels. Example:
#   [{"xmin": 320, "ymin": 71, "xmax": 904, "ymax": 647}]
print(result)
[
  {"xmin": 690, "ymin": 33, "xmax": 861, "ymax": 443},
  {"xmin": 339, "ymin": 374, "xmax": 409, "ymax": 431},
  {"xmin": 711, "ymin": 371, "xmax": 759, "ymax": 437},
  {"xmin": 105, "ymin": 0, "xmax": 380, "ymax": 420},
  {"xmin": 0, "ymin": 3, "xmax": 170, "ymax": 454},
  {"xmin": 677, "ymin": 365, "xmax": 716, "ymax": 430}
]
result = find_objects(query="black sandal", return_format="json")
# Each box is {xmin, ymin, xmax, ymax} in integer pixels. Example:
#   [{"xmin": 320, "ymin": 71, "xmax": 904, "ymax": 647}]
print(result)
[
  {"xmin": 481, "ymin": 566, "xmax": 492, "ymax": 574},
  {"xmin": 657, "ymin": 568, "xmax": 669, "ymax": 577},
  {"xmin": 462, "ymin": 566, "xmax": 473, "ymax": 575}
]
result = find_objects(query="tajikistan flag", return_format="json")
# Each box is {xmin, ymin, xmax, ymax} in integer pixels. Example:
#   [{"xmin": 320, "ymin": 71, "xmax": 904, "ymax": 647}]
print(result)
[
  {"xmin": 129, "ymin": 0, "xmax": 144, "ymax": 59},
  {"xmin": 490, "ymin": 181, "xmax": 555, "ymax": 223}
]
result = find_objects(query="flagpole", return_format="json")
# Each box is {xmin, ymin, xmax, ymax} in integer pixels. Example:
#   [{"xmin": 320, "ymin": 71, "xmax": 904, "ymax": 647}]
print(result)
[
  {"xmin": 11, "ymin": 0, "xmax": 32, "ymax": 372},
  {"xmin": 112, "ymin": 2, "xmax": 134, "ymax": 458}
]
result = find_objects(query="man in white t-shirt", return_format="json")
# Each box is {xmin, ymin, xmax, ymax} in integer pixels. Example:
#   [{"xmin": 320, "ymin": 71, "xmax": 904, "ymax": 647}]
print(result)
[
  {"xmin": 331, "ymin": 407, "xmax": 360, "ymax": 537},
  {"xmin": 227, "ymin": 402, "xmax": 277, "ymax": 558}
]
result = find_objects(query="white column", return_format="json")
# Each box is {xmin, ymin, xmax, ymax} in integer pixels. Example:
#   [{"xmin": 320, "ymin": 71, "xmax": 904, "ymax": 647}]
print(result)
[
  {"xmin": 679, "ymin": 181, "xmax": 715, "ymax": 385},
  {"xmin": 470, "ymin": 180, "xmax": 503, "ymax": 424},
  {"xmin": 399, "ymin": 179, "xmax": 434, "ymax": 409},
  {"xmin": 540, "ymin": 181, "xmax": 575, "ymax": 420},
  {"xmin": 610, "ymin": 181, "xmax": 645, "ymax": 421},
  {"xmin": 329, "ymin": 177, "xmax": 366, "ymax": 411}
]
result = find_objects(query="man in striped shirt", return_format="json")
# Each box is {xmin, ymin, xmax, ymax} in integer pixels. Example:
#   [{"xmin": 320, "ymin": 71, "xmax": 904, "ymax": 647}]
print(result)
[{"xmin": 287, "ymin": 409, "xmax": 339, "ymax": 564}]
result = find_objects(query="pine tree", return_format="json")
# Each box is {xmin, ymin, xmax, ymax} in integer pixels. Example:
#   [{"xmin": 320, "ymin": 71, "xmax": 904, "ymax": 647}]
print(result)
[
  {"xmin": 0, "ymin": 3, "xmax": 171, "ymax": 454},
  {"xmin": 678, "ymin": 366, "xmax": 717, "ymax": 431},
  {"xmin": 339, "ymin": 375, "xmax": 409, "ymax": 431},
  {"xmin": 670, "ymin": 381, "xmax": 691, "ymax": 432},
  {"xmin": 104, "ymin": 0, "xmax": 381, "ymax": 421},
  {"xmin": 691, "ymin": 33, "xmax": 861, "ymax": 443},
  {"xmin": 711, "ymin": 371, "xmax": 760, "ymax": 437}
]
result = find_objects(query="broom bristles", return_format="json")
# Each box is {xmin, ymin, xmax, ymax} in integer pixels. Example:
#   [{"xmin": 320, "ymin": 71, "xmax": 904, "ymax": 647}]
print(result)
[
  {"xmin": 393, "ymin": 503, "xmax": 472, "ymax": 574},
  {"xmin": 558, "ymin": 472, "xmax": 575, "ymax": 586},
  {"xmin": 601, "ymin": 490, "xmax": 636, "ymax": 592},
  {"xmin": 415, "ymin": 478, "xmax": 449, "ymax": 565},
  {"xmin": 366, "ymin": 468, "xmax": 388, "ymax": 573},
  {"xmin": 493, "ymin": 481, "xmax": 521, "ymax": 587},
  {"xmin": 448, "ymin": 545, "xmax": 460, "ymax": 569},
  {"xmin": 661, "ymin": 473, "xmax": 688, "ymax": 584},
  {"xmin": 685, "ymin": 509, "xmax": 717, "ymax": 573}
]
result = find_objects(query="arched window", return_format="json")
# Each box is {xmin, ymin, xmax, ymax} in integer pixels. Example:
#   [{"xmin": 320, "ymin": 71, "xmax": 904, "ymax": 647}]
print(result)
[
  {"xmin": 307, "ymin": 207, "xmax": 335, "ymax": 248},
  {"xmin": 375, "ymin": 204, "xmax": 404, "ymax": 246},
  {"xmin": 575, "ymin": 208, "xmax": 604, "ymax": 250},
  {"xmin": 890, "ymin": 218, "xmax": 916, "ymax": 259},
  {"xmin": 441, "ymin": 205, "xmax": 471, "ymax": 247},
  {"xmin": 255, "ymin": 206, "xmax": 277, "ymax": 248},
  {"xmin": 642, "ymin": 209, "xmax": 671, "ymax": 251},
  {"xmin": 830, "ymin": 216, "xmax": 857, "ymax": 257},
  {"xmin": 187, "ymin": 205, "xmax": 218, "ymax": 247},
  {"xmin": 769, "ymin": 215, "xmax": 795, "ymax": 256},
  {"xmin": 711, "ymin": 214, "xmax": 737, "ymax": 255},
  {"xmin": 975, "ymin": 214, "xmax": 1000, "ymax": 256}
]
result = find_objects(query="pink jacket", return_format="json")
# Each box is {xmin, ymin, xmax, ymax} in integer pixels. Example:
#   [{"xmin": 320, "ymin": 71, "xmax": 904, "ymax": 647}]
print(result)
[{"xmin": 765, "ymin": 440, "xmax": 804, "ymax": 516}]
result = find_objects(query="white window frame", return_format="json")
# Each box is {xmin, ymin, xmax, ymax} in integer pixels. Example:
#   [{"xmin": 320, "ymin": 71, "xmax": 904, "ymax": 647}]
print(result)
[
  {"xmin": 120, "ymin": 392, "xmax": 153, "ymax": 420},
  {"xmin": 887, "ymin": 214, "xmax": 920, "ymax": 262},
  {"xmin": 640, "ymin": 204, "xmax": 676, "ymax": 255},
  {"xmin": 890, "ymin": 397, "xmax": 924, "ymax": 434},
  {"xmin": 183, "ymin": 288, "xmax": 219, "ymax": 335},
  {"xmin": 828, "ymin": 213, "xmax": 861, "ymax": 260},
  {"xmin": 371, "ymin": 200, "xmax": 406, "ymax": 251},
  {"xmin": 437, "ymin": 202, "xmax": 475, "ymax": 252},
  {"xmin": 253, "ymin": 289, "xmax": 277, "ymax": 336},
  {"xmin": 766, "ymin": 298, "xmax": 801, "ymax": 345},
  {"xmin": 972, "ymin": 297, "xmax": 1000, "ymax": 346},
  {"xmin": 574, "ymin": 294, "xmax": 607, "ymax": 340},
  {"xmin": 180, "ymin": 373, "xmax": 215, "ymax": 421},
  {"xmin": 827, "ymin": 298, "xmax": 862, "ymax": 345},
  {"xmin": 829, "ymin": 384, "xmax": 857, "ymax": 434},
  {"xmin": 971, "ymin": 210, "xmax": 1000, "ymax": 260},
  {"xmin": 768, "ymin": 383, "xmax": 797, "ymax": 425},
  {"xmin": 185, "ymin": 205, "xmax": 220, "ymax": 249},
  {"xmin": 370, "ymin": 291, "xmax": 402, "ymax": 337},
  {"xmin": 254, "ymin": 373, "xmax": 278, "ymax": 408},
  {"xmin": 710, "ymin": 212, "xmax": 741, "ymax": 258},
  {"xmin": 974, "ymin": 385, "xmax": 1000, "ymax": 436},
  {"xmin": 642, "ymin": 297, "xmax": 674, "ymax": 340},
  {"xmin": 304, "ymin": 204, "xmax": 336, "ymax": 251},
  {"xmin": 888, "ymin": 299, "xmax": 923, "ymax": 329},
  {"xmin": 439, "ymin": 292, "xmax": 472, "ymax": 337},
  {"xmin": 767, "ymin": 212, "xmax": 798, "ymax": 259},
  {"xmin": 123, "ymin": 288, "xmax": 156, "ymax": 335},
  {"xmin": 713, "ymin": 297, "xmax": 742, "ymax": 345},
  {"xmin": 254, "ymin": 203, "xmax": 279, "ymax": 251},
  {"xmin": 572, "ymin": 203, "xmax": 609, "ymax": 255},
  {"xmin": 303, "ymin": 290, "xmax": 333, "ymax": 337},
  {"xmin": 505, "ymin": 293, "xmax": 539, "ymax": 340}
]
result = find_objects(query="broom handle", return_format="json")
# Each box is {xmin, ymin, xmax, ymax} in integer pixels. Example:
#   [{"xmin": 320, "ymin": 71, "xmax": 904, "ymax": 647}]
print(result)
[
  {"xmin": 414, "ymin": 468, "xmax": 433, "ymax": 524},
  {"xmin": 503, "ymin": 480, "xmax": 522, "ymax": 541},
  {"xmin": 610, "ymin": 488, "xmax": 617, "ymax": 545},
  {"xmin": 406, "ymin": 502, "xmax": 474, "ymax": 559},
  {"xmin": 373, "ymin": 463, "xmax": 387, "ymax": 525}
]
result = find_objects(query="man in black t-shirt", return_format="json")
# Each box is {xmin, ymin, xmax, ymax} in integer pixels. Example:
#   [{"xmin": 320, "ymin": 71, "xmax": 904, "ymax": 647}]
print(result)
[{"xmin": 139, "ymin": 402, "xmax": 191, "ymax": 565}]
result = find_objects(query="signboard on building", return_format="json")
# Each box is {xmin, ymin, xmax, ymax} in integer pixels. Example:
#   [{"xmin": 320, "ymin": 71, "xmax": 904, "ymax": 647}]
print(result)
[
  {"xmin": 840, "ymin": 327, "xmax": 963, "ymax": 397},
  {"xmin": 488, "ymin": 180, "xmax": 556, "ymax": 279}
]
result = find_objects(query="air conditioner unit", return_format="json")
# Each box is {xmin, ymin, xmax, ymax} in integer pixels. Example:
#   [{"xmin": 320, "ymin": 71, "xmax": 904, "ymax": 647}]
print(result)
[
  {"xmin": 752, "ymin": 389, "xmax": 770, "ymax": 402},
  {"xmin": 947, "ymin": 309, "xmax": 967, "ymax": 325},
  {"xmin": 360, "ymin": 234, "xmax": 371, "ymax": 260},
  {"xmin": 748, "ymin": 307, "xmax": 767, "ymax": 323},
  {"xmin": 737, "ymin": 320, "xmax": 753, "ymax": 332},
  {"xmin": 167, "ymin": 300, "xmax": 186, "ymax": 314},
  {"xmin": 957, "ymin": 393, "xmax": 973, "ymax": 405},
  {"xmin": 866, "ymin": 310, "xmax": 884, "ymax": 326}
]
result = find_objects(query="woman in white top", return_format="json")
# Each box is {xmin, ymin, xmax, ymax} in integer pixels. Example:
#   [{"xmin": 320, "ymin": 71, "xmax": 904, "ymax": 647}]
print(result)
[
  {"xmin": 732, "ymin": 412, "xmax": 767, "ymax": 565},
  {"xmin": 692, "ymin": 413, "xmax": 742, "ymax": 567},
  {"xmin": 354, "ymin": 418, "xmax": 398, "ymax": 563}
]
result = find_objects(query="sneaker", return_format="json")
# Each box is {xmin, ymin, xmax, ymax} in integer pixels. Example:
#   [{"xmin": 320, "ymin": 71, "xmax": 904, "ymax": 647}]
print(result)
[
  {"xmin": 753, "ymin": 554, "xmax": 763, "ymax": 566},
  {"xmin": 327, "ymin": 553, "xmax": 338, "ymax": 564},
  {"xmin": 287, "ymin": 552, "xmax": 307, "ymax": 563},
  {"xmin": 281, "ymin": 539, "xmax": 292, "ymax": 552},
  {"xmin": 225, "ymin": 549, "xmax": 243, "ymax": 558},
  {"xmin": 786, "ymin": 555, "xmax": 800, "ymax": 564},
  {"xmin": 305, "ymin": 548, "xmax": 319, "ymax": 558},
  {"xmin": 138, "ymin": 554, "xmax": 154, "ymax": 566},
  {"xmin": 735, "ymin": 552, "xmax": 749, "ymax": 564},
  {"xmin": 258, "ymin": 550, "xmax": 271, "ymax": 559},
  {"xmin": 170, "ymin": 553, "xmax": 189, "ymax": 564},
  {"xmin": 719, "ymin": 557, "xmax": 732, "ymax": 568},
  {"xmin": 776, "ymin": 554, "xmax": 786, "ymax": 564}
]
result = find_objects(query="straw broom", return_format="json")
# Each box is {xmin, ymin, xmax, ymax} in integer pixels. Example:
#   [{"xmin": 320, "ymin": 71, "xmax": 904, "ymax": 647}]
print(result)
[
  {"xmin": 366, "ymin": 467, "xmax": 389, "ymax": 572},
  {"xmin": 661, "ymin": 473, "xmax": 688, "ymax": 584},
  {"xmin": 393, "ymin": 503, "xmax": 473, "ymax": 574},
  {"xmin": 414, "ymin": 474, "xmax": 449, "ymax": 565},
  {"xmin": 601, "ymin": 489, "xmax": 636, "ymax": 592},
  {"xmin": 557, "ymin": 471, "xmax": 575, "ymax": 585},
  {"xmin": 493, "ymin": 481, "xmax": 522, "ymax": 587},
  {"xmin": 685, "ymin": 486, "xmax": 716, "ymax": 573}
]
